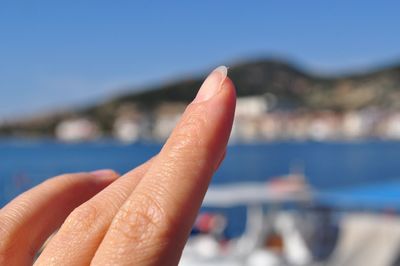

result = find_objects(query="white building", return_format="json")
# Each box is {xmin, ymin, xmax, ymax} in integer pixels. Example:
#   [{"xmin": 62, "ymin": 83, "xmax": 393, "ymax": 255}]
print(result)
[
  {"xmin": 113, "ymin": 117, "xmax": 141, "ymax": 143},
  {"xmin": 235, "ymin": 96, "xmax": 268, "ymax": 117},
  {"xmin": 55, "ymin": 118, "xmax": 100, "ymax": 142},
  {"xmin": 342, "ymin": 111, "xmax": 363, "ymax": 139},
  {"xmin": 152, "ymin": 103, "xmax": 185, "ymax": 141},
  {"xmin": 383, "ymin": 113, "xmax": 400, "ymax": 139}
]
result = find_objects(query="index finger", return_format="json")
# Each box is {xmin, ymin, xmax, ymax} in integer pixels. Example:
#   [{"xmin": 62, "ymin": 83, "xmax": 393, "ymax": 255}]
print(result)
[{"xmin": 92, "ymin": 66, "xmax": 236, "ymax": 266}]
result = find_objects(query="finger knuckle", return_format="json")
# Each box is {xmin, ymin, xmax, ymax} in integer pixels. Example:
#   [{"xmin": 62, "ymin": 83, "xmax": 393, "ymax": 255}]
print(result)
[
  {"xmin": 181, "ymin": 106, "xmax": 208, "ymax": 138},
  {"xmin": 63, "ymin": 203, "xmax": 99, "ymax": 232},
  {"xmin": 112, "ymin": 192, "xmax": 175, "ymax": 246},
  {"xmin": 170, "ymin": 106, "xmax": 209, "ymax": 153}
]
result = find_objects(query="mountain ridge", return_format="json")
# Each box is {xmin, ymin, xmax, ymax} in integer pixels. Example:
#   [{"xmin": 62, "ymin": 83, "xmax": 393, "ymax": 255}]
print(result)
[{"xmin": 2, "ymin": 58, "xmax": 400, "ymax": 137}]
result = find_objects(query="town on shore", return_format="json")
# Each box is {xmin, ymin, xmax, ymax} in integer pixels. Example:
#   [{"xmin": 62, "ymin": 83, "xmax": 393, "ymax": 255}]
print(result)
[
  {"xmin": 54, "ymin": 95, "xmax": 400, "ymax": 142},
  {"xmin": 2, "ymin": 58, "xmax": 400, "ymax": 143}
]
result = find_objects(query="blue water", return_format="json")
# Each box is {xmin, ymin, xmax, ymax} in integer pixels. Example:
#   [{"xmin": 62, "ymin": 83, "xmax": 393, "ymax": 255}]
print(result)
[
  {"xmin": 2, "ymin": 139, "xmax": 400, "ymax": 238},
  {"xmin": 2, "ymin": 139, "xmax": 400, "ymax": 208}
]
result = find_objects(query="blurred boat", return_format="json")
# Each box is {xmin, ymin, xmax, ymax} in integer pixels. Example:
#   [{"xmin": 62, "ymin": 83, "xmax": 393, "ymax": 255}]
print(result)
[
  {"xmin": 203, "ymin": 172, "xmax": 312, "ymax": 208},
  {"xmin": 180, "ymin": 173, "xmax": 400, "ymax": 266},
  {"xmin": 180, "ymin": 173, "xmax": 315, "ymax": 266}
]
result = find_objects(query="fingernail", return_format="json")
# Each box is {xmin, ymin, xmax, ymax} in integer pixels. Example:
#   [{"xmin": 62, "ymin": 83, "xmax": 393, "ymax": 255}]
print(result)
[
  {"xmin": 193, "ymin": 65, "xmax": 228, "ymax": 103},
  {"xmin": 90, "ymin": 169, "xmax": 118, "ymax": 180}
]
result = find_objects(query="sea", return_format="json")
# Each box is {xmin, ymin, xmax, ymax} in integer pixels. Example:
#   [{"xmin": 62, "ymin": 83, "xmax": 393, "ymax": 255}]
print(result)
[{"xmin": 2, "ymin": 139, "xmax": 400, "ymax": 236}]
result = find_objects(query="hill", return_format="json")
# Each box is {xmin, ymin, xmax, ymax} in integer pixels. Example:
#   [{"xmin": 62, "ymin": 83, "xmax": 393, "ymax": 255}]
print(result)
[{"xmin": 1, "ymin": 58, "xmax": 400, "ymax": 137}]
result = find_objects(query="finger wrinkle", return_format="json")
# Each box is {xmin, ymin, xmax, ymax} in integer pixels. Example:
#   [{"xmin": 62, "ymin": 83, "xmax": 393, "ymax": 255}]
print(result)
[
  {"xmin": 111, "ymin": 190, "xmax": 175, "ymax": 248},
  {"xmin": 63, "ymin": 204, "xmax": 100, "ymax": 232}
]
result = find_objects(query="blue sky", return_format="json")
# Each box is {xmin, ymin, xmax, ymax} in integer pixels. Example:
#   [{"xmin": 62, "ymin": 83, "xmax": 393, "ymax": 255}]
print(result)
[{"xmin": 1, "ymin": 1, "xmax": 400, "ymax": 119}]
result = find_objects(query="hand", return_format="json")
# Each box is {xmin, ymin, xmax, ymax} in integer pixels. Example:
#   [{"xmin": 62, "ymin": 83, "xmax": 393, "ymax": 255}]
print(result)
[{"xmin": 0, "ymin": 66, "xmax": 236, "ymax": 266}]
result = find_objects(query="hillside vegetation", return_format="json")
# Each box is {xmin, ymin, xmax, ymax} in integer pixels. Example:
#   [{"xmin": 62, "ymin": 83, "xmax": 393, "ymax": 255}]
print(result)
[{"xmin": 2, "ymin": 59, "xmax": 400, "ymax": 137}]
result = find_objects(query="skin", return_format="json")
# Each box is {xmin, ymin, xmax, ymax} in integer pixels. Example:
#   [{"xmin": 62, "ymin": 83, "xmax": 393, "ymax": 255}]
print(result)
[{"xmin": 0, "ymin": 67, "xmax": 236, "ymax": 266}]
